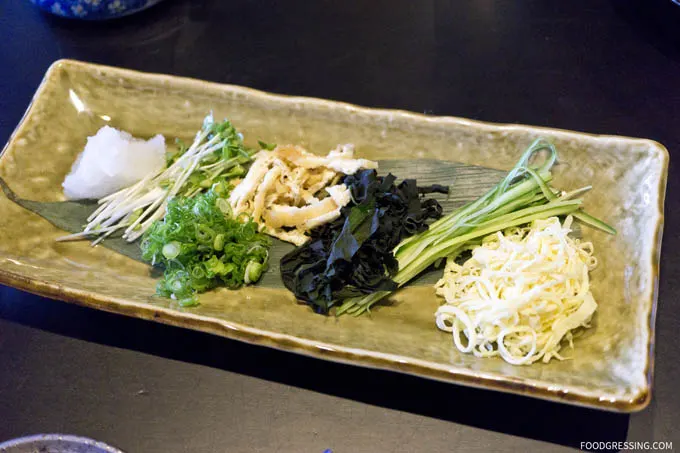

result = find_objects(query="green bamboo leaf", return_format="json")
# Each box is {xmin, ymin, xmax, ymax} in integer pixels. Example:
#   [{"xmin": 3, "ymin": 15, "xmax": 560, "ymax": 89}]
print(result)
[{"xmin": 0, "ymin": 159, "xmax": 508, "ymax": 293}]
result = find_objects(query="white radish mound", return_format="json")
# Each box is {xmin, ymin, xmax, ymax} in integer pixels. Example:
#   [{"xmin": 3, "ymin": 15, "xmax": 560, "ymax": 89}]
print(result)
[{"xmin": 63, "ymin": 126, "xmax": 166, "ymax": 200}]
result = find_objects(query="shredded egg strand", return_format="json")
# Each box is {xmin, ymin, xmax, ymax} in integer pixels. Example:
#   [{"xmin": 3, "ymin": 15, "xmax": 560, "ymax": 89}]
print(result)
[{"xmin": 434, "ymin": 216, "xmax": 598, "ymax": 365}]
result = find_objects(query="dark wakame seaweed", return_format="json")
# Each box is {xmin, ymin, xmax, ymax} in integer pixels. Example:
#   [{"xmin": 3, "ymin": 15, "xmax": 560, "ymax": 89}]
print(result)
[{"xmin": 280, "ymin": 169, "xmax": 446, "ymax": 314}]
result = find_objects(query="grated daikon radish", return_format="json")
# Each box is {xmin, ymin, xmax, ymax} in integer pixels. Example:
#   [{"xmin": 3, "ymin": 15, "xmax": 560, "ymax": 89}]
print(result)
[
  {"xmin": 434, "ymin": 216, "xmax": 598, "ymax": 365},
  {"xmin": 63, "ymin": 126, "xmax": 166, "ymax": 200}
]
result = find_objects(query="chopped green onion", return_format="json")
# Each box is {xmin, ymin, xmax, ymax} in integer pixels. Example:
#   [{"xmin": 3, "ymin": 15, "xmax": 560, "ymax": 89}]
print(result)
[
  {"xmin": 141, "ymin": 190, "xmax": 271, "ymax": 305},
  {"xmin": 215, "ymin": 198, "xmax": 232, "ymax": 217},
  {"xmin": 195, "ymin": 224, "xmax": 216, "ymax": 244},
  {"xmin": 213, "ymin": 233, "xmax": 225, "ymax": 251},
  {"xmin": 178, "ymin": 296, "xmax": 199, "ymax": 307},
  {"xmin": 162, "ymin": 241, "xmax": 181, "ymax": 260},
  {"xmin": 244, "ymin": 260, "xmax": 264, "ymax": 284}
]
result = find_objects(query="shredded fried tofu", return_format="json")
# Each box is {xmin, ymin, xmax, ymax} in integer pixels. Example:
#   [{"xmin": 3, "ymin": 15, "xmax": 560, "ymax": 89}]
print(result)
[{"xmin": 229, "ymin": 144, "xmax": 377, "ymax": 245}]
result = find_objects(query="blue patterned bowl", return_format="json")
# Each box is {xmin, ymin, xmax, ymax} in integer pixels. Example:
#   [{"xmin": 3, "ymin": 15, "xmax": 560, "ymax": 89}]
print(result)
[{"xmin": 30, "ymin": 0, "xmax": 166, "ymax": 20}]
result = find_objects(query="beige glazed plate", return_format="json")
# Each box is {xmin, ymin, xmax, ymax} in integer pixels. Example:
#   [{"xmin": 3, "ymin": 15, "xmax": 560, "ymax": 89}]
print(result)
[{"xmin": 0, "ymin": 60, "xmax": 667, "ymax": 412}]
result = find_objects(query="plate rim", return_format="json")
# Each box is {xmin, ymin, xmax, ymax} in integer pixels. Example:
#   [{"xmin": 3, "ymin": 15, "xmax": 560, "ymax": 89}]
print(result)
[
  {"xmin": 0, "ymin": 58, "xmax": 668, "ymax": 413},
  {"xmin": 0, "ymin": 433, "xmax": 124, "ymax": 452}
]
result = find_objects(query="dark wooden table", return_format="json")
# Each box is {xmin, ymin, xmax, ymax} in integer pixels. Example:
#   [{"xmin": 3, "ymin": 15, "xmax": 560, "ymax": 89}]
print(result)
[{"xmin": 1, "ymin": 1, "xmax": 679, "ymax": 452}]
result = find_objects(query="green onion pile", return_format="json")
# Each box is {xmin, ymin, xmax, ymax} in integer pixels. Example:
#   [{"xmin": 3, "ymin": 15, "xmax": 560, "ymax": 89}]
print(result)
[{"xmin": 141, "ymin": 189, "xmax": 270, "ymax": 306}]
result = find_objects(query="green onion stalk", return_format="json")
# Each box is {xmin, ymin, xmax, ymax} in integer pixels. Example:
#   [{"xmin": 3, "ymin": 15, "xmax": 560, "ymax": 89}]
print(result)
[{"xmin": 336, "ymin": 139, "xmax": 616, "ymax": 316}]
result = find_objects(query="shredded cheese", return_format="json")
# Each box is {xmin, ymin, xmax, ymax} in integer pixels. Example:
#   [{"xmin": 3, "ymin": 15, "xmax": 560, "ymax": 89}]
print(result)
[{"xmin": 434, "ymin": 216, "xmax": 598, "ymax": 365}]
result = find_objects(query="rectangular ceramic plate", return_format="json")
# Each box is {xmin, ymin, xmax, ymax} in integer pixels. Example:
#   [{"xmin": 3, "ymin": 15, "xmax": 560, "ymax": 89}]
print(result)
[{"xmin": 0, "ymin": 60, "xmax": 667, "ymax": 412}]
